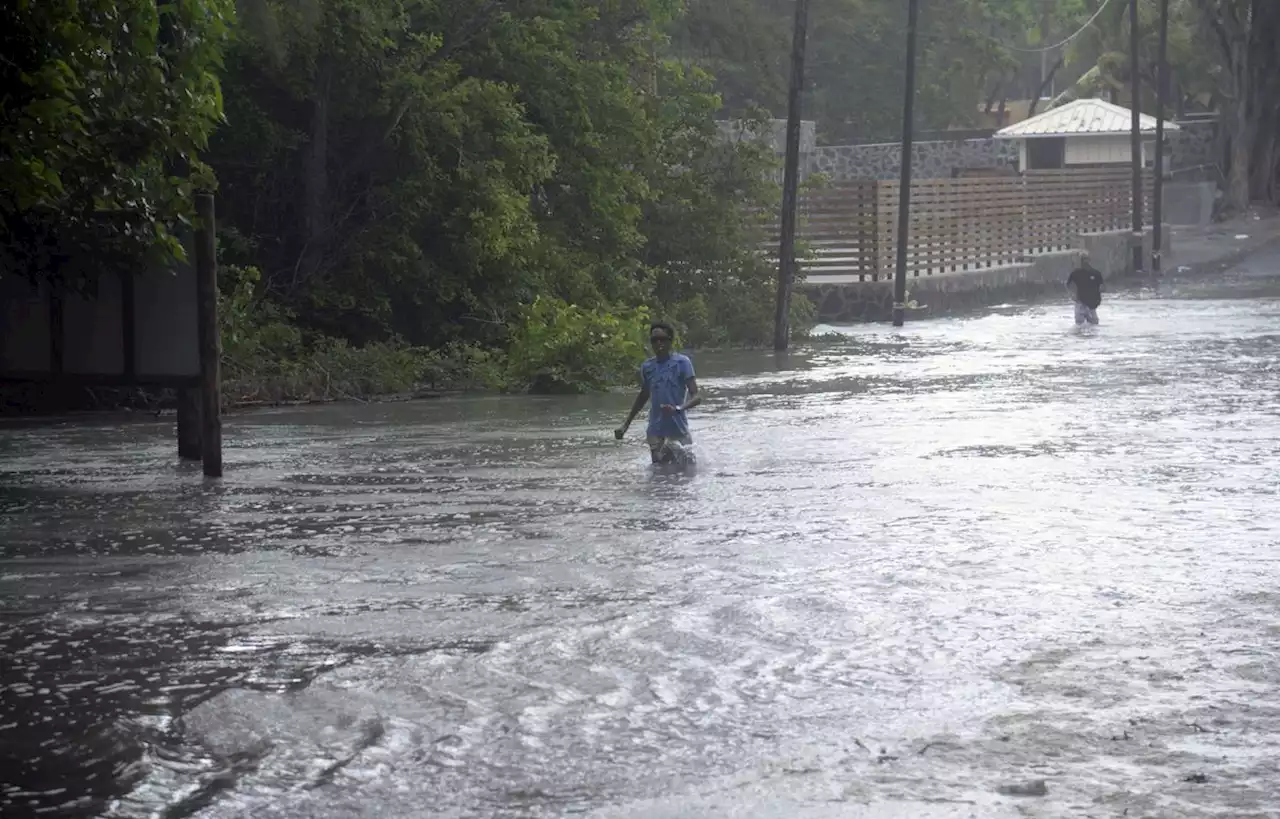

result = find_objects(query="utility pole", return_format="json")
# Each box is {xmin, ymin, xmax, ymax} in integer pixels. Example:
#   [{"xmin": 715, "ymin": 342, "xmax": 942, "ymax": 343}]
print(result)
[
  {"xmin": 1128, "ymin": 0, "xmax": 1144, "ymax": 275},
  {"xmin": 1040, "ymin": 1, "xmax": 1051, "ymax": 99},
  {"xmin": 893, "ymin": 0, "xmax": 921, "ymax": 327},
  {"xmin": 774, "ymin": 0, "xmax": 811, "ymax": 352},
  {"xmin": 194, "ymin": 193, "xmax": 223, "ymax": 479},
  {"xmin": 1152, "ymin": 0, "xmax": 1170, "ymax": 274}
]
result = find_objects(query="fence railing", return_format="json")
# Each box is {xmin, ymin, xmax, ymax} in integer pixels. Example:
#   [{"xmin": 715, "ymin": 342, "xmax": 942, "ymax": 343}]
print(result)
[{"xmin": 764, "ymin": 167, "xmax": 1154, "ymax": 282}]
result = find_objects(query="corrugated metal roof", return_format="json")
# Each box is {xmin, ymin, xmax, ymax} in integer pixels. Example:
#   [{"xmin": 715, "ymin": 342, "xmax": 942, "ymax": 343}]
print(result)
[{"xmin": 994, "ymin": 98, "xmax": 1179, "ymax": 138}]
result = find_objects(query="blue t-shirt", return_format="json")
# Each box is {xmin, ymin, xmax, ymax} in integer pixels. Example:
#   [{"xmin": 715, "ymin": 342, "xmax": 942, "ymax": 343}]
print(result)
[{"xmin": 641, "ymin": 353, "xmax": 695, "ymax": 438}]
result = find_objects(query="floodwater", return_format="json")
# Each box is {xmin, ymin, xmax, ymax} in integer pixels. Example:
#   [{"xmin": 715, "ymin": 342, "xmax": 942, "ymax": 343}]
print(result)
[{"xmin": 4, "ymin": 254, "xmax": 1280, "ymax": 819}]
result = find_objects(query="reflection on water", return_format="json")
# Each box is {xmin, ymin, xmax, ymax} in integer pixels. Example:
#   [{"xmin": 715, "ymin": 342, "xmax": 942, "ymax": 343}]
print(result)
[{"xmin": 5, "ymin": 282, "xmax": 1280, "ymax": 818}]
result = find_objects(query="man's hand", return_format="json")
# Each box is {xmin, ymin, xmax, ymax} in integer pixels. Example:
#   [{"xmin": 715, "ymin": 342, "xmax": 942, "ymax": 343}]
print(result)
[{"xmin": 660, "ymin": 403, "xmax": 679, "ymax": 416}]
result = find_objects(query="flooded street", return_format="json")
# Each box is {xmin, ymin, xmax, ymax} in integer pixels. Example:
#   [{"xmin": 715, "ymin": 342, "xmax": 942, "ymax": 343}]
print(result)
[{"xmin": 5, "ymin": 254, "xmax": 1280, "ymax": 819}]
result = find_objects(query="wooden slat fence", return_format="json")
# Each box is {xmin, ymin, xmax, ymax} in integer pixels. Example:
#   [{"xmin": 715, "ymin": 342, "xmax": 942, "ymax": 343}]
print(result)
[
  {"xmin": 769, "ymin": 180, "xmax": 880, "ymax": 280},
  {"xmin": 764, "ymin": 167, "xmax": 1154, "ymax": 282}
]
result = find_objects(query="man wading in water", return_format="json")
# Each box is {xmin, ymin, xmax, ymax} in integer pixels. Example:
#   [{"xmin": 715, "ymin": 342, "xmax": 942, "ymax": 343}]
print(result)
[
  {"xmin": 615, "ymin": 322, "xmax": 701, "ymax": 465},
  {"xmin": 1067, "ymin": 263, "xmax": 1104, "ymax": 325}
]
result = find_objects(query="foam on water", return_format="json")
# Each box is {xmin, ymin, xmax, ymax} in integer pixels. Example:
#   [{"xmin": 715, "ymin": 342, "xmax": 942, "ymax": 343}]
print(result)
[{"xmin": 5, "ymin": 274, "xmax": 1280, "ymax": 817}]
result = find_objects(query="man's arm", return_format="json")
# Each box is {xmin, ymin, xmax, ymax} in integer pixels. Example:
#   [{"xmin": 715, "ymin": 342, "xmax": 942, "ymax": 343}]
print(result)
[
  {"xmin": 615, "ymin": 375, "xmax": 649, "ymax": 439},
  {"xmin": 679, "ymin": 378, "xmax": 701, "ymax": 412}
]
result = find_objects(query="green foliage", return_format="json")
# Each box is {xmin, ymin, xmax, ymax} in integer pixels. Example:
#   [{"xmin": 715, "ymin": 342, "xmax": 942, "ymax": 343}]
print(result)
[
  {"xmin": 1047, "ymin": 0, "xmax": 1212, "ymax": 111},
  {"xmin": 213, "ymin": 0, "xmax": 558, "ymax": 346},
  {"xmin": 0, "ymin": 0, "xmax": 232, "ymax": 284},
  {"xmin": 10, "ymin": 0, "xmax": 999, "ymax": 405},
  {"xmin": 669, "ymin": 0, "xmax": 1026, "ymax": 142},
  {"xmin": 218, "ymin": 263, "xmax": 503, "ymax": 403},
  {"xmin": 205, "ymin": 0, "xmax": 797, "ymax": 393},
  {"xmin": 664, "ymin": 278, "xmax": 815, "ymax": 349},
  {"xmin": 420, "ymin": 343, "xmax": 509, "ymax": 393},
  {"xmin": 504, "ymin": 298, "xmax": 650, "ymax": 394}
]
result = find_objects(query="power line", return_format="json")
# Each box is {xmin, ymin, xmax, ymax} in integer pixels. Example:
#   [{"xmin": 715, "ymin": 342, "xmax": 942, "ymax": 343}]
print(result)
[{"xmin": 1004, "ymin": 0, "xmax": 1120, "ymax": 54}]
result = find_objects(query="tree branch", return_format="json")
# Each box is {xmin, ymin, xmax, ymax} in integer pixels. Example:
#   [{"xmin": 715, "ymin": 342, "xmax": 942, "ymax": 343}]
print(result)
[
  {"xmin": 339, "ymin": 0, "xmax": 508, "ymax": 188},
  {"xmin": 1027, "ymin": 56, "xmax": 1065, "ymax": 118}
]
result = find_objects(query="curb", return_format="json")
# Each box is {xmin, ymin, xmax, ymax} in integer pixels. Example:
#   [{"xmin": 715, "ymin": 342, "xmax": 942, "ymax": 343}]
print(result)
[{"xmin": 1173, "ymin": 236, "xmax": 1280, "ymax": 278}]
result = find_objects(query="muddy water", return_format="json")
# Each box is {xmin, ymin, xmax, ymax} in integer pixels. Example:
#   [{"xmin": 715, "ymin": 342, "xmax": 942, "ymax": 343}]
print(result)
[{"xmin": 4, "ymin": 265, "xmax": 1280, "ymax": 819}]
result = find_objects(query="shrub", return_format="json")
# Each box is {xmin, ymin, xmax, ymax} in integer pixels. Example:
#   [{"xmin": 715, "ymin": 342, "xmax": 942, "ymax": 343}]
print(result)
[{"xmin": 504, "ymin": 297, "xmax": 650, "ymax": 393}]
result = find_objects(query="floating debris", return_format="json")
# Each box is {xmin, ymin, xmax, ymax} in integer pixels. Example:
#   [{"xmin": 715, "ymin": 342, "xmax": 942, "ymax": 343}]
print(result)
[{"xmin": 997, "ymin": 779, "xmax": 1049, "ymax": 797}]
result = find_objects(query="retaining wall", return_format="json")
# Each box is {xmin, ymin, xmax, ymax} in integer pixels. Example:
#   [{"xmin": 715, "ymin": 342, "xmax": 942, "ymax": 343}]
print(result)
[{"xmin": 802, "ymin": 226, "xmax": 1168, "ymax": 323}]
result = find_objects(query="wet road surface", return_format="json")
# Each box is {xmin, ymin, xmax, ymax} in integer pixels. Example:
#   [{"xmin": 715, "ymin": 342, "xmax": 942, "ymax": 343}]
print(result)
[{"xmin": 4, "ymin": 252, "xmax": 1280, "ymax": 818}]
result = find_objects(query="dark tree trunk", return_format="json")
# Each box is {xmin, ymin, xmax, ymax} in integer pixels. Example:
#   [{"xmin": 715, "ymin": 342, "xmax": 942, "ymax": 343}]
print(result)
[
  {"xmin": 984, "ymin": 77, "xmax": 1005, "ymax": 114},
  {"xmin": 299, "ymin": 60, "xmax": 332, "ymax": 290},
  {"xmin": 1248, "ymin": 0, "xmax": 1280, "ymax": 202},
  {"xmin": 1255, "ymin": 132, "xmax": 1278, "ymax": 202}
]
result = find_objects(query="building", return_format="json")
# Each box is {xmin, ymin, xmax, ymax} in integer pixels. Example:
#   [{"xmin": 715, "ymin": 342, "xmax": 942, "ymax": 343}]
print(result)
[{"xmin": 995, "ymin": 98, "xmax": 1179, "ymax": 171}]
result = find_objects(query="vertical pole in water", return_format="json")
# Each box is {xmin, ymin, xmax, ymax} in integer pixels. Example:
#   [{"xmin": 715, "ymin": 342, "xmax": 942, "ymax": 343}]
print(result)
[
  {"xmin": 1128, "ymin": 0, "xmax": 1145, "ymax": 275},
  {"xmin": 893, "ymin": 0, "xmax": 921, "ymax": 327},
  {"xmin": 176, "ymin": 387, "xmax": 202, "ymax": 460},
  {"xmin": 195, "ymin": 193, "xmax": 223, "ymax": 478},
  {"xmin": 774, "ymin": 0, "xmax": 810, "ymax": 352},
  {"xmin": 1152, "ymin": 0, "xmax": 1170, "ymax": 274}
]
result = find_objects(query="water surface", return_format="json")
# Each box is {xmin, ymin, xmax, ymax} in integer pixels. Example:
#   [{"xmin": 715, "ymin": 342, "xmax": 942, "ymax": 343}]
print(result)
[{"xmin": 4, "ymin": 261, "xmax": 1280, "ymax": 818}]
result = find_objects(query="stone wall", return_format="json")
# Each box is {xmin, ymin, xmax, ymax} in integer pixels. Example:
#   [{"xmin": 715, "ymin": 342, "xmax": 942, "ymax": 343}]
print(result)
[
  {"xmin": 806, "ymin": 119, "xmax": 1221, "ymax": 183},
  {"xmin": 806, "ymin": 139, "xmax": 1019, "ymax": 182}
]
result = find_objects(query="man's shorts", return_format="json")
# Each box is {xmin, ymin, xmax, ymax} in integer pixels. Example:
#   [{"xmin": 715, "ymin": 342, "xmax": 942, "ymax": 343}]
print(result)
[
  {"xmin": 1074, "ymin": 303, "xmax": 1099, "ymax": 325},
  {"xmin": 647, "ymin": 434, "xmax": 695, "ymax": 466}
]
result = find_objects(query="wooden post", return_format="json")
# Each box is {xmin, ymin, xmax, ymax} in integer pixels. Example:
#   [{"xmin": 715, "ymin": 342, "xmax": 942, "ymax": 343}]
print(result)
[
  {"xmin": 773, "ymin": 0, "xmax": 810, "ymax": 352},
  {"xmin": 1152, "ymin": 0, "xmax": 1169, "ymax": 274},
  {"xmin": 893, "ymin": 0, "xmax": 922, "ymax": 327},
  {"xmin": 1128, "ymin": 0, "xmax": 1144, "ymax": 275},
  {"xmin": 194, "ymin": 193, "xmax": 223, "ymax": 478},
  {"xmin": 176, "ymin": 386, "xmax": 202, "ymax": 460}
]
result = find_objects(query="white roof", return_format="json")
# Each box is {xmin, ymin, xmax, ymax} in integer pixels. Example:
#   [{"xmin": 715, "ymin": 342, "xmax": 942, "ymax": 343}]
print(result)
[{"xmin": 995, "ymin": 98, "xmax": 1179, "ymax": 139}]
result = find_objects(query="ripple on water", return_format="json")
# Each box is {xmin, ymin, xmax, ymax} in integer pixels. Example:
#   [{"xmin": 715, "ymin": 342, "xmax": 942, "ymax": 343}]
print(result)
[{"xmin": 5, "ymin": 287, "xmax": 1280, "ymax": 816}]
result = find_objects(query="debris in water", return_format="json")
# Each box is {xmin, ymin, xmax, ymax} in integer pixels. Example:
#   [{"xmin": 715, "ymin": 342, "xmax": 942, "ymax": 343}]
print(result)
[
  {"xmin": 1184, "ymin": 773, "xmax": 1210, "ymax": 784},
  {"xmin": 997, "ymin": 780, "xmax": 1049, "ymax": 797}
]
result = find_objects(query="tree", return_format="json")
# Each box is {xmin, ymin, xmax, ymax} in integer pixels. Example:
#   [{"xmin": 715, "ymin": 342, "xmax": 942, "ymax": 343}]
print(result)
[
  {"xmin": 210, "ymin": 0, "xmax": 784, "ymax": 351},
  {"xmin": 212, "ymin": 0, "xmax": 560, "ymax": 344},
  {"xmin": 0, "ymin": 0, "xmax": 232, "ymax": 287},
  {"xmin": 1042, "ymin": 0, "xmax": 1209, "ymax": 114},
  {"xmin": 671, "ymin": 0, "xmax": 1025, "ymax": 143},
  {"xmin": 1194, "ymin": 0, "xmax": 1280, "ymax": 211}
]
